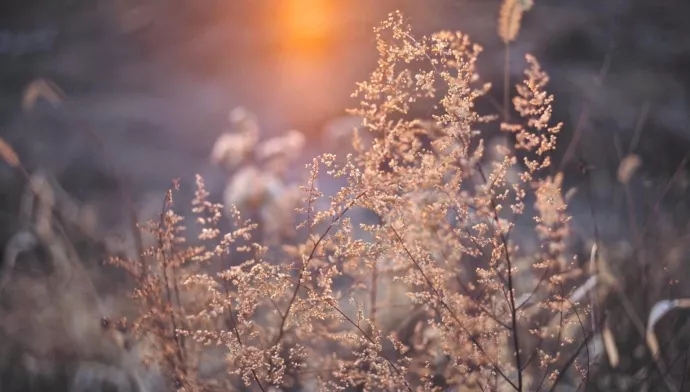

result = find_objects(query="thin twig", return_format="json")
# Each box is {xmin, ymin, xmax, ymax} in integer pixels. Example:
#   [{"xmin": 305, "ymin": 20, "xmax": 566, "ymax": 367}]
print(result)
[
  {"xmin": 269, "ymin": 270, "xmax": 413, "ymax": 391},
  {"xmin": 547, "ymin": 315, "xmax": 605, "ymax": 392},
  {"xmin": 226, "ymin": 302, "xmax": 267, "ymax": 392},
  {"xmin": 273, "ymin": 191, "xmax": 366, "ymax": 346},
  {"xmin": 474, "ymin": 164, "xmax": 523, "ymax": 390},
  {"xmin": 157, "ymin": 185, "xmax": 188, "ymax": 378},
  {"xmin": 628, "ymin": 101, "xmax": 651, "ymax": 154},
  {"xmin": 390, "ymin": 226, "xmax": 519, "ymax": 391},
  {"xmin": 558, "ymin": 42, "xmax": 614, "ymax": 173}
]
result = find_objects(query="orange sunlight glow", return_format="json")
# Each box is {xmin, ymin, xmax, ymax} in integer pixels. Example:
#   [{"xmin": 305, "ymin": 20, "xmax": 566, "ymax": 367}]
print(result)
[
  {"xmin": 252, "ymin": 0, "xmax": 353, "ymax": 129},
  {"xmin": 277, "ymin": 0, "xmax": 337, "ymax": 54}
]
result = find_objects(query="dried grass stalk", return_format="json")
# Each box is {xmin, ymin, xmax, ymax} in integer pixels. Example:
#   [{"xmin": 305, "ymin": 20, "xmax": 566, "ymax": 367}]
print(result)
[
  {"xmin": 601, "ymin": 322, "xmax": 619, "ymax": 368},
  {"xmin": 646, "ymin": 298, "xmax": 690, "ymax": 360},
  {"xmin": 617, "ymin": 154, "xmax": 642, "ymax": 184},
  {"xmin": 21, "ymin": 78, "xmax": 65, "ymax": 112},
  {"xmin": 0, "ymin": 137, "xmax": 20, "ymax": 168}
]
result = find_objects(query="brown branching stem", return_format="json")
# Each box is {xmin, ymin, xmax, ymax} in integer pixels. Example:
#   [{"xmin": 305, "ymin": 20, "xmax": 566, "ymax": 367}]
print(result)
[
  {"xmin": 157, "ymin": 187, "xmax": 188, "ymax": 381},
  {"xmin": 390, "ymin": 226, "xmax": 519, "ymax": 391},
  {"xmin": 475, "ymin": 164, "xmax": 524, "ymax": 390},
  {"xmin": 269, "ymin": 269, "xmax": 413, "ymax": 391},
  {"xmin": 273, "ymin": 191, "xmax": 366, "ymax": 347}
]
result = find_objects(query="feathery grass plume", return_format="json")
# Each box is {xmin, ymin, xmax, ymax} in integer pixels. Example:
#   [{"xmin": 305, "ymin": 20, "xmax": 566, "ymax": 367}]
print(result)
[
  {"xmin": 257, "ymin": 129, "xmax": 306, "ymax": 177},
  {"xmin": 257, "ymin": 129, "xmax": 306, "ymax": 164},
  {"xmin": 21, "ymin": 78, "xmax": 66, "ymax": 112},
  {"xmin": 0, "ymin": 136, "xmax": 20, "ymax": 168},
  {"xmin": 210, "ymin": 107, "xmax": 261, "ymax": 171},
  {"xmin": 498, "ymin": 0, "xmax": 534, "ymax": 43}
]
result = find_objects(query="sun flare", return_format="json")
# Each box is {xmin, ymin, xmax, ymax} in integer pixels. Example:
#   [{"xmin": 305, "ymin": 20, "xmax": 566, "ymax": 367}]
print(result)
[{"xmin": 278, "ymin": 0, "xmax": 337, "ymax": 53}]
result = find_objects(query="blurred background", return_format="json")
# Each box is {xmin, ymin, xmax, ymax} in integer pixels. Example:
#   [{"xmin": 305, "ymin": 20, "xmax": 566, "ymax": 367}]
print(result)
[
  {"xmin": 1, "ymin": 0, "xmax": 690, "ymax": 390},
  {"xmin": 0, "ymin": 0, "xmax": 689, "ymax": 291},
  {"xmin": 1, "ymin": 0, "xmax": 689, "ymax": 195}
]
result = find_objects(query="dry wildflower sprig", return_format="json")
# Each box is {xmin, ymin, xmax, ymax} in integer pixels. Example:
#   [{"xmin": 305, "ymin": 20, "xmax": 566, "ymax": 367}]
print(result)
[
  {"xmin": 109, "ymin": 177, "xmax": 262, "ymax": 391},
  {"xmin": 345, "ymin": 11, "xmax": 587, "ymax": 391},
  {"xmin": 114, "ymin": 10, "xmax": 593, "ymax": 392},
  {"xmin": 114, "ymin": 171, "xmax": 411, "ymax": 390},
  {"xmin": 109, "ymin": 180, "xmax": 194, "ymax": 390}
]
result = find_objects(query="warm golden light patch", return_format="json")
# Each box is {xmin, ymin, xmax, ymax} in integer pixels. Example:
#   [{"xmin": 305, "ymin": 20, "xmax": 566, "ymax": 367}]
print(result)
[{"xmin": 278, "ymin": 0, "xmax": 337, "ymax": 53}]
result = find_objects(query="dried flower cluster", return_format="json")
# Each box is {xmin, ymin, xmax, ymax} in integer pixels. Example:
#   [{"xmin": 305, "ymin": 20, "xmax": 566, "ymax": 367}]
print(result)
[
  {"xmin": 210, "ymin": 107, "xmax": 305, "ymax": 246},
  {"xmin": 113, "ymin": 11, "xmax": 595, "ymax": 392}
]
